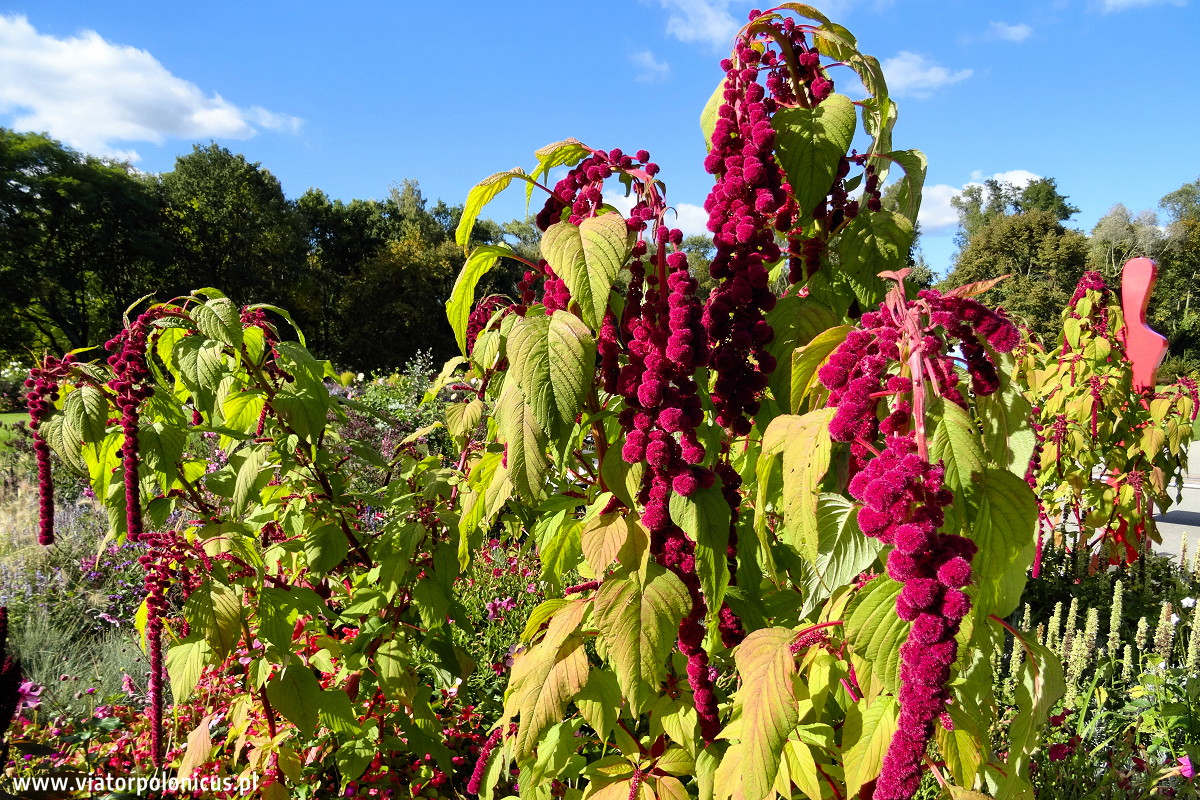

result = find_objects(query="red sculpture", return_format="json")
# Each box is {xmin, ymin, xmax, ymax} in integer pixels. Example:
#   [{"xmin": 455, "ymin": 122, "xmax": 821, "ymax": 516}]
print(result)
[{"xmin": 1120, "ymin": 257, "xmax": 1169, "ymax": 391}]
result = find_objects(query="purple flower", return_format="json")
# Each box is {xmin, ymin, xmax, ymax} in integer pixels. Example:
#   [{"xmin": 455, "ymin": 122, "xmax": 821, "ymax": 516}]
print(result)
[{"xmin": 16, "ymin": 680, "xmax": 42, "ymax": 713}]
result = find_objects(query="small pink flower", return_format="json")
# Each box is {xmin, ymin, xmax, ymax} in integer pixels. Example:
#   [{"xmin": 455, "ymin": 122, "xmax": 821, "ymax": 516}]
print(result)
[{"xmin": 1180, "ymin": 755, "xmax": 1195, "ymax": 780}]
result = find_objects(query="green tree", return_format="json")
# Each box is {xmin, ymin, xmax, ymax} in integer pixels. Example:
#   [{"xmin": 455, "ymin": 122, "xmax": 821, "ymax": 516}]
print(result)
[
  {"xmin": 160, "ymin": 144, "xmax": 306, "ymax": 306},
  {"xmin": 951, "ymin": 177, "xmax": 1078, "ymax": 250},
  {"xmin": 0, "ymin": 129, "xmax": 168, "ymax": 356},
  {"xmin": 941, "ymin": 209, "xmax": 1089, "ymax": 344},
  {"xmin": 1153, "ymin": 177, "xmax": 1200, "ymax": 376},
  {"xmin": 1087, "ymin": 203, "xmax": 1169, "ymax": 277}
]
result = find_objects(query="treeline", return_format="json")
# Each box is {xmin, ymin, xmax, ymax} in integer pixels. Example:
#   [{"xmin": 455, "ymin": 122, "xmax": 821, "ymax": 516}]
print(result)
[
  {"xmin": 3, "ymin": 127, "xmax": 1198, "ymax": 377},
  {"xmin": 940, "ymin": 176, "xmax": 1200, "ymax": 377},
  {"xmin": 0, "ymin": 129, "xmax": 528, "ymax": 372}
]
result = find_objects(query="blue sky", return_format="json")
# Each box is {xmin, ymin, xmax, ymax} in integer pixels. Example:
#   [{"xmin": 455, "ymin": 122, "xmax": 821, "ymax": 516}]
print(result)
[{"xmin": 2, "ymin": 0, "xmax": 1198, "ymax": 276}]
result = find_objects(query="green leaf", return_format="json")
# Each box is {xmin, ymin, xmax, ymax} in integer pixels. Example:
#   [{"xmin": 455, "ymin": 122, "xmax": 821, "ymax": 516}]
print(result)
[
  {"xmin": 593, "ymin": 563, "xmax": 691, "ymax": 714},
  {"xmin": 184, "ymin": 580, "xmax": 242, "ymax": 660},
  {"xmin": 733, "ymin": 628, "xmax": 800, "ymax": 800},
  {"xmin": 305, "ymin": 522, "xmax": 349, "ymax": 575},
  {"xmin": 1007, "ymin": 638, "xmax": 1065, "ymax": 778},
  {"xmin": 447, "ymin": 244, "xmax": 515, "ymax": 355},
  {"xmin": 507, "ymin": 312, "xmax": 596, "ymax": 440},
  {"xmin": 267, "ymin": 661, "xmax": 324, "ymax": 737},
  {"xmin": 495, "ymin": 382, "xmax": 549, "ymax": 504},
  {"xmin": 975, "ymin": 360, "xmax": 1036, "ymax": 478},
  {"xmin": 508, "ymin": 635, "xmax": 589, "ymax": 759},
  {"xmin": 844, "ymin": 577, "xmax": 906, "ymax": 693},
  {"xmin": 232, "ymin": 445, "xmax": 270, "ymax": 516},
  {"xmin": 798, "ymin": 494, "xmax": 883, "ymax": 615},
  {"xmin": 528, "ymin": 138, "xmax": 591, "ymax": 206},
  {"xmin": 790, "ymin": 326, "xmax": 852, "ymax": 413},
  {"xmin": 669, "ymin": 484, "xmax": 731, "ymax": 625},
  {"xmin": 885, "ymin": 149, "xmax": 927, "ymax": 224},
  {"xmin": 581, "ymin": 512, "xmax": 638, "ymax": 575},
  {"xmin": 835, "ymin": 209, "xmax": 913, "ymax": 307},
  {"xmin": 456, "ymin": 167, "xmax": 528, "ymax": 249},
  {"xmin": 547, "ymin": 313, "xmax": 597, "ymax": 431},
  {"xmin": 222, "ymin": 390, "xmax": 266, "ymax": 436},
  {"xmin": 541, "ymin": 214, "xmax": 631, "ymax": 330},
  {"xmin": 936, "ymin": 705, "xmax": 986, "ymax": 789},
  {"xmin": 842, "ymin": 695, "xmax": 899, "ymax": 799},
  {"xmin": 772, "ymin": 94, "xmax": 857, "ymax": 219},
  {"xmin": 759, "ymin": 410, "xmax": 835, "ymax": 562},
  {"xmin": 969, "ymin": 468, "xmax": 1038, "ymax": 619},
  {"xmin": 540, "ymin": 519, "xmax": 582, "ymax": 591},
  {"xmin": 446, "ymin": 399, "xmax": 484, "ymax": 441},
  {"xmin": 600, "ymin": 444, "xmax": 643, "ymax": 510},
  {"xmin": 764, "ymin": 295, "xmax": 840, "ymax": 414},
  {"xmin": 699, "ymin": 79, "xmax": 726, "ymax": 149},
  {"xmin": 165, "ymin": 636, "xmax": 212, "ymax": 701},
  {"xmin": 929, "ymin": 397, "xmax": 986, "ymax": 497},
  {"xmin": 192, "ymin": 297, "xmax": 244, "ymax": 349},
  {"xmin": 63, "ymin": 384, "xmax": 109, "ymax": 444}
]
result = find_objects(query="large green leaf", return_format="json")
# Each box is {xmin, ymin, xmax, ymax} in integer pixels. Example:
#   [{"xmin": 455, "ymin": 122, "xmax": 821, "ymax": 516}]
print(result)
[
  {"xmin": 834, "ymin": 209, "xmax": 913, "ymax": 308},
  {"xmin": 843, "ymin": 577, "xmax": 906, "ymax": 693},
  {"xmin": 969, "ymin": 468, "xmax": 1038, "ymax": 618},
  {"xmin": 507, "ymin": 311, "xmax": 596, "ymax": 440},
  {"xmin": 447, "ymin": 244, "xmax": 515, "ymax": 355},
  {"xmin": 267, "ymin": 660, "xmax": 324, "ymax": 737},
  {"xmin": 528, "ymin": 138, "xmax": 591, "ymax": 206},
  {"xmin": 581, "ymin": 512, "xmax": 638, "ymax": 575},
  {"xmin": 772, "ymin": 94, "xmax": 857, "ymax": 218},
  {"xmin": 456, "ymin": 167, "xmax": 528, "ymax": 248},
  {"xmin": 975, "ymin": 356, "xmax": 1036, "ymax": 478},
  {"xmin": 842, "ymin": 695, "xmax": 899, "ymax": 799},
  {"xmin": 593, "ymin": 563, "xmax": 690, "ymax": 715},
  {"xmin": 929, "ymin": 397, "xmax": 986, "ymax": 497},
  {"xmin": 165, "ymin": 636, "xmax": 212, "ymax": 701},
  {"xmin": 541, "ymin": 214, "xmax": 631, "ymax": 330},
  {"xmin": 669, "ymin": 483, "xmax": 731, "ymax": 626},
  {"xmin": 759, "ymin": 409, "xmax": 835, "ymax": 562},
  {"xmin": 790, "ymin": 325, "xmax": 852, "ymax": 413},
  {"xmin": 509, "ymin": 635, "xmax": 589, "ymax": 758},
  {"xmin": 764, "ymin": 296, "xmax": 840, "ymax": 415},
  {"xmin": 885, "ymin": 148, "xmax": 927, "ymax": 224},
  {"xmin": 699, "ymin": 79, "xmax": 725, "ymax": 149},
  {"xmin": 734, "ymin": 627, "xmax": 800, "ymax": 800},
  {"xmin": 495, "ymin": 382, "xmax": 549, "ymax": 504},
  {"xmin": 1007, "ymin": 639, "xmax": 1065, "ymax": 778},
  {"xmin": 798, "ymin": 494, "xmax": 883, "ymax": 616}
]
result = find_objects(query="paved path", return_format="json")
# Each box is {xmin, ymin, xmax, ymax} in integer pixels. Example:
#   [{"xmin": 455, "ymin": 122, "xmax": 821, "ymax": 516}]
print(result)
[{"xmin": 1151, "ymin": 446, "xmax": 1200, "ymax": 563}]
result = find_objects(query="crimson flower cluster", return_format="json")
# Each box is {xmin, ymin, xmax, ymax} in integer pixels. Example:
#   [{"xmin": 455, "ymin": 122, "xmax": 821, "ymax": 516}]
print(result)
[
  {"xmin": 819, "ymin": 288, "xmax": 1018, "ymax": 800},
  {"xmin": 105, "ymin": 306, "xmax": 172, "ymax": 542},
  {"xmin": 465, "ymin": 296, "xmax": 513, "ymax": 352},
  {"xmin": 24, "ymin": 354, "xmax": 76, "ymax": 545},
  {"xmin": 1065, "ymin": 270, "xmax": 1111, "ymax": 341},
  {"xmin": 701, "ymin": 34, "xmax": 797, "ymax": 436}
]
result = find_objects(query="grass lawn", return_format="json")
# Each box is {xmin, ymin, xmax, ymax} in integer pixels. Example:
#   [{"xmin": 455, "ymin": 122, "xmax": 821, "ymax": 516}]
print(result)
[{"xmin": 0, "ymin": 411, "xmax": 26, "ymax": 445}]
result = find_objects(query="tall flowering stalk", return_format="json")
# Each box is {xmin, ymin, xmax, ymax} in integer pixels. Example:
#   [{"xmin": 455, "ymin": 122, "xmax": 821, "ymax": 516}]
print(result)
[{"xmin": 820, "ymin": 278, "xmax": 1018, "ymax": 799}]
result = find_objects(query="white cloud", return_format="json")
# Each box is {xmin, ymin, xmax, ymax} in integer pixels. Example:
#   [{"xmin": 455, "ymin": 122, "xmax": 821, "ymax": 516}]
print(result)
[
  {"xmin": 630, "ymin": 50, "xmax": 670, "ymax": 82},
  {"xmin": 1099, "ymin": 0, "xmax": 1185, "ymax": 11},
  {"xmin": 880, "ymin": 52, "xmax": 972, "ymax": 98},
  {"xmin": 0, "ymin": 15, "xmax": 300, "ymax": 160},
  {"xmin": 920, "ymin": 169, "xmax": 1044, "ymax": 235},
  {"xmin": 657, "ymin": 0, "xmax": 741, "ymax": 48},
  {"xmin": 987, "ymin": 21, "xmax": 1034, "ymax": 42},
  {"xmin": 670, "ymin": 203, "xmax": 710, "ymax": 237},
  {"xmin": 920, "ymin": 184, "xmax": 963, "ymax": 234}
]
